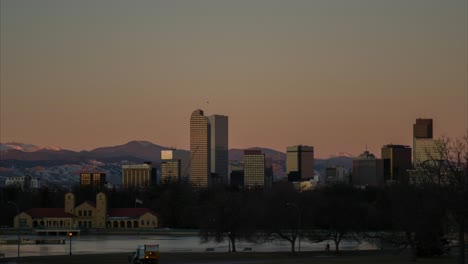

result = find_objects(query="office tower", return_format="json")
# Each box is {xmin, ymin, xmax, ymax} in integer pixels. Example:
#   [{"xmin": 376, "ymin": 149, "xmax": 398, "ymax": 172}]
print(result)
[
  {"xmin": 243, "ymin": 150, "xmax": 265, "ymax": 187},
  {"xmin": 381, "ymin": 144, "xmax": 411, "ymax": 184},
  {"xmin": 190, "ymin": 109, "xmax": 211, "ymax": 187},
  {"xmin": 80, "ymin": 172, "xmax": 106, "ymax": 188},
  {"xmin": 325, "ymin": 166, "xmax": 348, "ymax": 185},
  {"xmin": 286, "ymin": 145, "xmax": 314, "ymax": 182},
  {"xmin": 413, "ymin": 118, "xmax": 433, "ymax": 139},
  {"xmin": 122, "ymin": 163, "xmax": 157, "ymax": 188},
  {"xmin": 229, "ymin": 161, "xmax": 244, "ymax": 188},
  {"xmin": 352, "ymin": 151, "xmax": 384, "ymax": 187},
  {"xmin": 161, "ymin": 150, "xmax": 188, "ymax": 183},
  {"xmin": 264, "ymin": 157, "xmax": 273, "ymax": 188},
  {"xmin": 412, "ymin": 118, "xmax": 441, "ymax": 166},
  {"xmin": 161, "ymin": 160, "xmax": 181, "ymax": 183},
  {"xmin": 414, "ymin": 139, "xmax": 442, "ymax": 165},
  {"xmin": 208, "ymin": 115, "xmax": 229, "ymax": 184}
]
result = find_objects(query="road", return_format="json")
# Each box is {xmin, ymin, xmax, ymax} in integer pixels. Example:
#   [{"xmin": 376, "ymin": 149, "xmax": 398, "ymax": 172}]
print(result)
[{"xmin": 0, "ymin": 251, "xmax": 458, "ymax": 264}]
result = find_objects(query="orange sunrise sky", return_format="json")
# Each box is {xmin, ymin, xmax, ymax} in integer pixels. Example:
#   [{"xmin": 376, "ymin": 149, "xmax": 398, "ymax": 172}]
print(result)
[{"xmin": 1, "ymin": 0, "xmax": 467, "ymax": 158}]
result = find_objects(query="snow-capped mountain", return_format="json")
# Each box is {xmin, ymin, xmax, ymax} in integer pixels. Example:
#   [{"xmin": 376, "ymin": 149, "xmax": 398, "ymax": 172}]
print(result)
[
  {"xmin": 0, "ymin": 141, "xmax": 354, "ymax": 187},
  {"xmin": 0, "ymin": 142, "xmax": 40, "ymax": 152}
]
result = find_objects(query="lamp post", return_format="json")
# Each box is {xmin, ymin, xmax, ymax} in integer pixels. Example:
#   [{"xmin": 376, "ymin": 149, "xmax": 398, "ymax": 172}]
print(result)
[
  {"xmin": 8, "ymin": 201, "xmax": 20, "ymax": 264},
  {"xmin": 228, "ymin": 232, "xmax": 231, "ymax": 253},
  {"xmin": 68, "ymin": 232, "xmax": 73, "ymax": 255},
  {"xmin": 286, "ymin": 202, "xmax": 301, "ymax": 254}
]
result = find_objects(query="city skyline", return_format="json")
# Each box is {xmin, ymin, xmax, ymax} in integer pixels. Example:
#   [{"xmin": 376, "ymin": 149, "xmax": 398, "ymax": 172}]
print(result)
[{"xmin": 1, "ymin": 0, "xmax": 467, "ymax": 158}]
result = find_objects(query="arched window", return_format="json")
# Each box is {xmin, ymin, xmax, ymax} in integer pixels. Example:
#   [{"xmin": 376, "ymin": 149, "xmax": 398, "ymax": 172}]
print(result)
[
  {"xmin": 127, "ymin": 221, "xmax": 132, "ymax": 228},
  {"xmin": 113, "ymin": 221, "xmax": 118, "ymax": 228},
  {"xmin": 120, "ymin": 221, "xmax": 125, "ymax": 228},
  {"xmin": 33, "ymin": 221, "xmax": 38, "ymax": 228}
]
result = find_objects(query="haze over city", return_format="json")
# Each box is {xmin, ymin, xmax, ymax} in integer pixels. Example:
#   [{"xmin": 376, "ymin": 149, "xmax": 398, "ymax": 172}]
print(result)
[{"xmin": 1, "ymin": 0, "xmax": 467, "ymax": 158}]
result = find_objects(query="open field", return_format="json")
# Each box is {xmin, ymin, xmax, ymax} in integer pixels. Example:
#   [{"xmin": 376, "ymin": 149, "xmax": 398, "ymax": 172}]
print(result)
[{"xmin": 0, "ymin": 251, "xmax": 459, "ymax": 264}]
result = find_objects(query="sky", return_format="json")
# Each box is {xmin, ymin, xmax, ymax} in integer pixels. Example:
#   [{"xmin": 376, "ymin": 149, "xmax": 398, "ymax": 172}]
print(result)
[{"xmin": 1, "ymin": 0, "xmax": 467, "ymax": 158}]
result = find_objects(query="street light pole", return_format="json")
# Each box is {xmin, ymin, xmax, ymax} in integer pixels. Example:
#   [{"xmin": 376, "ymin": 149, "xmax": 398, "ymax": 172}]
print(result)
[
  {"xmin": 228, "ymin": 232, "xmax": 231, "ymax": 253},
  {"xmin": 286, "ymin": 202, "xmax": 301, "ymax": 254},
  {"xmin": 68, "ymin": 232, "xmax": 73, "ymax": 255},
  {"xmin": 8, "ymin": 201, "xmax": 20, "ymax": 264}
]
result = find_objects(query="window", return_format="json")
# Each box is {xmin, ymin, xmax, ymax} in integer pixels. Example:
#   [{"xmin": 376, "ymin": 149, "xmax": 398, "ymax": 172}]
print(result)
[
  {"xmin": 89, "ymin": 210, "xmax": 92, "ymax": 217},
  {"xmin": 84, "ymin": 211, "xmax": 87, "ymax": 217},
  {"xmin": 141, "ymin": 220, "xmax": 144, "ymax": 226},
  {"xmin": 79, "ymin": 211, "xmax": 82, "ymax": 216}
]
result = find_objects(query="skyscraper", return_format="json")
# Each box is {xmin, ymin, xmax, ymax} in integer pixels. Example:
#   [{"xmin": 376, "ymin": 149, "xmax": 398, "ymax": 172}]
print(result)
[
  {"xmin": 161, "ymin": 149, "xmax": 189, "ymax": 183},
  {"xmin": 381, "ymin": 144, "xmax": 411, "ymax": 184},
  {"xmin": 243, "ymin": 150, "xmax": 265, "ymax": 187},
  {"xmin": 286, "ymin": 145, "xmax": 314, "ymax": 182},
  {"xmin": 190, "ymin": 109, "xmax": 211, "ymax": 187},
  {"xmin": 352, "ymin": 151, "xmax": 384, "ymax": 188},
  {"xmin": 229, "ymin": 161, "xmax": 244, "ymax": 188},
  {"xmin": 412, "ymin": 118, "xmax": 441, "ymax": 166},
  {"xmin": 208, "ymin": 115, "xmax": 229, "ymax": 184},
  {"xmin": 413, "ymin": 118, "xmax": 433, "ymax": 139},
  {"xmin": 122, "ymin": 163, "xmax": 157, "ymax": 188}
]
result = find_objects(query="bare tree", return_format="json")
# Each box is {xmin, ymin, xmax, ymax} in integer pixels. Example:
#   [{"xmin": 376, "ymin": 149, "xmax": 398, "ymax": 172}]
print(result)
[
  {"xmin": 413, "ymin": 132, "xmax": 468, "ymax": 264},
  {"xmin": 261, "ymin": 183, "xmax": 301, "ymax": 253}
]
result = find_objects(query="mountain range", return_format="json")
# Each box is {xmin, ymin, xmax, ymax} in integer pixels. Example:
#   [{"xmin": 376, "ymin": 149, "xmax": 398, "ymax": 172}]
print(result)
[{"xmin": 0, "ymin": 141, "xmax": 353, "ymax": 187}]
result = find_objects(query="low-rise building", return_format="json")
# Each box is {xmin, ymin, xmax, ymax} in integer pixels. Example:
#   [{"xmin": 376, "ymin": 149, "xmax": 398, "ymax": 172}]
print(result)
[
  {"xmin": 14, "ymin": 192, "xmax": 158, "ymax": 229},
  {"xmin": 5, "ymin": 176, "xmax": 41, "ymax": 190}
]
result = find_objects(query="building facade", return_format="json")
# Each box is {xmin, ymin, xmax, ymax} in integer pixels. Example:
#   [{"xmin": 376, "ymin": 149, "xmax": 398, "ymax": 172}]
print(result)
[
  {"xmin": 243, "ymin": 150, "xmax": 265, "ymax": 188},
  {"xmin": 286, "ymin": 145, "xmax": 314, "ymax": 182},
  {"xmin": 381, "ymin": 144, "xmax": 411, "ymax": 184},
  {"xmin": 5, "ymin": 176, "xmax": 41, "ymax": 190},
  {"xmin": 208, "ymin": 115, "xmax": 229, "ymax": 185},
  {"xmin": 80, "ymin": 172, "xmax": 106, "ymax": 188},
  {"xmin": 14, "ymin": 192, "xmax": 158, "ymax": 229},
  {"xmin": 325, "ymin": 166, "xmax": 348, "ymax": 185},
  {"xmin": 161, "ymin": 160, "xmax": 181, "ymax": 183},
  {"xmin": 229, "ymin": 161, "xmax": 244, "ymax": 188},
  {"xmin": 122, "ymin": 163, "xmax": 157, "ymax": 188},
  {"xmin": 413, "ymin": 139, "xmax": 442, "ymax": 166},
  {"xmin": 190, "ymin": 109, "xmax": 211, "ymax": 187},
  {"xmin": 413, "ymin": 118, "xmax": 442, "ymax": 167},
  {"xmin": 352, "ymin": 151, "xmax": 384, "ymax": 188}
]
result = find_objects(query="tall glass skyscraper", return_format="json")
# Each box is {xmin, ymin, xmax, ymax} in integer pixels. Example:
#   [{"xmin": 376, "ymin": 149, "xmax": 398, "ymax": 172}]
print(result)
[
  {"xmin": 190, "ymin": 109, "xmax": 211, "ymax": 187},
  {"xmin": 208, "ymin": 115, "xmax": 229, "ymax": 184},
  {"xmin": 381, "ymin": 144, "xmax": 411, "ymax": 184}
]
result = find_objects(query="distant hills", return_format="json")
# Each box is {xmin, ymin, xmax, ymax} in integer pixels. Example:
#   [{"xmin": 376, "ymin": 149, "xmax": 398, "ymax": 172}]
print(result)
[
  {"xmin": 0, "ymin": 141, "xmax": 170, "ymax": 162},
  {"xmin": 0, "ymin": 141, "xmax": 354, "ymax": 186}
]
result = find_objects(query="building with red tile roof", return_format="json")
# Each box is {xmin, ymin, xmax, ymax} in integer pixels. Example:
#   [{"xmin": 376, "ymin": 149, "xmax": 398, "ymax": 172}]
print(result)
[{"xmin": 14, "ymin": 192, "xmax": 158, "ymax": 229}]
